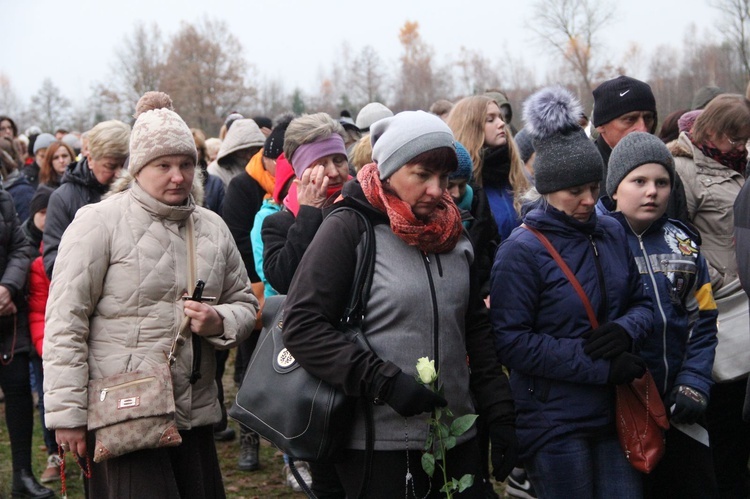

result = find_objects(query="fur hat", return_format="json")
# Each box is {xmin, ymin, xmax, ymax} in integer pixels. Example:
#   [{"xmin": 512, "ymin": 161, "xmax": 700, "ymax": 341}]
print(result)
[
  {"xmin": 450, "ymin": 142, "xmax": 473, "ymax": 182},
  {"xmin": 33, "ymin": 133, "xmax": 55, "ymax": 154},
  {"xmin": 607, "ymin": 132, "xmax": 675, "ymax": 198},
  {"xmin": 370, "ymin": 110, "xmax": 455, "ymax": 180},
  {"xmin": 128, "ymin": 91, "xmax": 197, "ymax": 175},
  {"xmin": 592, "ymin": 76, "xmax": 656, "ymax": 127},
  {"xmin": 356, "ymin": 102, "xmax": 394, "ymax": 132},
  {"xmin": 524, "ymin": 86, "xmax": 603, "ymax": 194}
]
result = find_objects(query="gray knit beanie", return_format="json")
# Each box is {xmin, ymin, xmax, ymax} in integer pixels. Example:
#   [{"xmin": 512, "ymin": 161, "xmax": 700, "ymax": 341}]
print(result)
[
  {"xmin": 129, "ymin": 91, "xmax": 197, "ymax": 175},
  {"xmin": 370, "ymin": 110, "xmax": 455, "ymax": 180},
  {"xmin": 33, "ymin": 133, "xmax": 56, "ymax": 154},
  {"xmin": 514, "ymin": 128, "xmax": 535, "ymax": 163},
  {"xmin": 523, "ymin": 86, "xmax": 603, "ymax": 194},
  {"xmin": 606, "ymin": 132, "xmax": 675, "ymax": 197}
]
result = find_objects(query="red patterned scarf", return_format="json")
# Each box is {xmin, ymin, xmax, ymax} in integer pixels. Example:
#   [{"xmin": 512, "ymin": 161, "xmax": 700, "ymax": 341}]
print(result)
[{"xmin": 357, "ymin": 163, "xmax": 463, "ymax": 254}]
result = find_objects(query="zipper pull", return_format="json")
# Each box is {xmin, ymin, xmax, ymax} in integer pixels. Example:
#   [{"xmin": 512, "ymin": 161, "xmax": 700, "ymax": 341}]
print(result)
[
  {"xmin": 422, "ymin": 251, "xmax": 430, "ymax": 264},
  {"xmin": 589, "ymin": 236, "xmax": 599, "ymax": 257},
  {"xmin": 100, "ymin": 389, "xmax": 108, "ymax": 402}
]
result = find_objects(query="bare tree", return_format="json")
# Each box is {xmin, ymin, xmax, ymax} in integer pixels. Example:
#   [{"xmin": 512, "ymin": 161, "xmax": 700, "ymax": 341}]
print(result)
[
  {"xmin": 0, "ymin": 73, "xmax": 23, "ymax": 122},
  {"xmin": 352, "ymin": 46, "xmax": 388, "ymax": 105},
  {"xmin": 393, "ymin": 21, "xmax": 450, "ymax": 111},
  {"xmin": 528, "ymin": 0, "xmax": 616, "ymax": 109},
  {"xmin": 161, "ymin": 19, "xmax": 255, "ymax": 136},
  {"xmin": 114, "ymin": 22, "xmax": 165, "ymax": 110},
  {"xmin": 28, "ymin": 79, "xmax": 72, "ymax": 132},
  {"xmin": 454, "ymin": 47, "xmax": 502, "ymax": 97},
  {"xmin": 253, "ymin": 77, "xmax": 291, "ymax": 118},
  {"xmin": 712, "ymin": 0, "xmax": 750, "ymax": 81}
]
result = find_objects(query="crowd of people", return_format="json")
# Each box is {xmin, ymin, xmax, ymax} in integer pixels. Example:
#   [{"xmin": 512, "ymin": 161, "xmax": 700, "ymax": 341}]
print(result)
[{"xmin": 0, "ymin": 74, "xmax": 748, "ymax": 499}]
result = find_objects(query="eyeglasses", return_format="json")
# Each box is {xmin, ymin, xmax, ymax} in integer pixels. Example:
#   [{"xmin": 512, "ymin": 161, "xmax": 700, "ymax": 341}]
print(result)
[{"xmin": 725, "ymin": 134, "xmax": 748, "ymax": 148}]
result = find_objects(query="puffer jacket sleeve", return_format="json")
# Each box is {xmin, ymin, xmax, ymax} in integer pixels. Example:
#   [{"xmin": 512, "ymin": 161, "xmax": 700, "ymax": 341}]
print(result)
[
  {"xmin": 28, "ymin": 256, "xmax": 49, "ymax": 356},
  {"xmin": 43, "ymin": 206, "xmax": 110, "ymax": 429},
  {"xmin": 42, "ymin": 187, "xmax": 75, "ymax": 279},
  {"xmin": 490, "ymin": 237, "xmax": 610, "ymax": 384},
  {"xmin": 200, "ymin": 213, "xmax": 258, "ymax": 349}
]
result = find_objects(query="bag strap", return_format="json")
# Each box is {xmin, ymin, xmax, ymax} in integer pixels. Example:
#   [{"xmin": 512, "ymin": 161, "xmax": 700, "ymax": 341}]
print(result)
[
  {"xmin": 522, "ymin": 224, "xmax": 599, "ymax": 329},
  {"xmin": 328, "ymin": 206, "xmax": 376, "ymax": 330},
  {"xmin": 167, "ymin": 217, "xmax": 199, "ymax": 367}
]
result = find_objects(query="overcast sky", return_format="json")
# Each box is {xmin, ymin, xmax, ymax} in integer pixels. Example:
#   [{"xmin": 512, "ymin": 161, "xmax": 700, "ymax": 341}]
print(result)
[{"xmin": 2, "ymin": 0, "xmax": 722, "ymax": 106}]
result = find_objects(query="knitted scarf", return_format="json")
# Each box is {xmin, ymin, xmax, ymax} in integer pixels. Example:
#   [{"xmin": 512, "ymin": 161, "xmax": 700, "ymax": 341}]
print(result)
[
  {"xmin": 358, "ymin": 163, "xmax": 463, "ymax": 254},
  {"xmin": 691, "ymin": 134, "xmax": 748, "ymax": 175},
  {"xmin": 246, "ymin": 149, "xmax": 275, "ymax": 198},
  {"xmin": 481, "ymin": 145, "xmax": 511, "ymax": 187}
]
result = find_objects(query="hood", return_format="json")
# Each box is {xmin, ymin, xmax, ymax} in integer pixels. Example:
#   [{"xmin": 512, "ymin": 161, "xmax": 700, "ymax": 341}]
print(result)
[
  {"xmin": 2, "ymin": 169, "xmax": 30, "ymax": 190},
  {"xmin": 523, "ymin": 203, "xmax": 602, "ymax": 237},
  {"xmin": 217, "ymin": 119, "xmax": 266, "ymax": 164},
  {"xmin": 272, "ymin": 154, "xmax": 295, "ymax": 205},
  {"xmin": 61, "ymin": 158, "xmax": 109, "ymax": 194}
]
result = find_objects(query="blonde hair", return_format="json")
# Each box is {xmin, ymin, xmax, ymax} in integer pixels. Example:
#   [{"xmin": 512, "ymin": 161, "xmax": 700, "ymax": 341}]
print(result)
[
  {"xmin": 447, "ymin": 95, "xmax": 529, "ymax": 213},
  {"xmin": 350, "ymin": 134, "xmax": 373, "ymax": 172},
  {"xmin": 88, "ymin": 120, "xmax": 130, "ymax": 161}
]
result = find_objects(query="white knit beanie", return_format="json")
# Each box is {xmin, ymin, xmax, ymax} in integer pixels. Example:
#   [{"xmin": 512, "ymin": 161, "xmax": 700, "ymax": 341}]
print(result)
[{"xmin": 128, "ymin": 91, "xmax": 197, "ymax": 175}]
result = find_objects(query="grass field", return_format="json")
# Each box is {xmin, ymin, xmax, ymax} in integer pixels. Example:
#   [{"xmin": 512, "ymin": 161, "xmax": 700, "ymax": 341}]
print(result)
[{"xmin": 0, "ymin": 353, "xmax": 508, "ymax": 498}]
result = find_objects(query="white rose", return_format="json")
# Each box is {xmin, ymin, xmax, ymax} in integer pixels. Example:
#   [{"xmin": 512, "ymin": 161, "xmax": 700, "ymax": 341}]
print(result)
[{"xmin": 416, "ymin": 357, "xmax": 437, "ymax": 384}]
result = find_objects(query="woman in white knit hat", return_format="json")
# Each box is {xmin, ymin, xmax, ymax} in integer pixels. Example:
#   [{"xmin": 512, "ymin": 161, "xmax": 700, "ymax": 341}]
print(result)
[{"xmin": 43, "ymin": 92, "xmax": 258, "ymax": 498}]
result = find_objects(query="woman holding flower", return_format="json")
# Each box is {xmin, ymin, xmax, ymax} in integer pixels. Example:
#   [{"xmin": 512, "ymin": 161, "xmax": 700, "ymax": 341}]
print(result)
[{"xmin": 282, "ymin": 111, "xmax": 517, "ymax": 497}]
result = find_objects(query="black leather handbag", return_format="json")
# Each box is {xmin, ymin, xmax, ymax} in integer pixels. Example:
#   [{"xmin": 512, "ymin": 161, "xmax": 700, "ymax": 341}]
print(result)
[{"xmin": 229, "ymin": 207, "xmax": 375, "ymax": 463}]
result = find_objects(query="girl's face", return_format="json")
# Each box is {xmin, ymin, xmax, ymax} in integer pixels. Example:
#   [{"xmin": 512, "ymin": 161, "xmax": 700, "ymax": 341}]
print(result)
[
  {"xmin": 51, "ymin": 146, "xmax": 72, "ymax": 174},
  {"xmin": 0, "ymin": 120, "xmax": 13, "ymax": 140},
  {"xmin": 547, "ymin": 181, "xmax": 599, "ymax": 222},
  {"xmin": 484, "ymin": 102, "xmax": 507, "ymax": 148},
  {"xmin": 613, "ymin": 163, "xmax": 671, "ymax": 233},
  {"xmin": 386, "ymin": 163, "xmax": 449, "ymax": 220}
]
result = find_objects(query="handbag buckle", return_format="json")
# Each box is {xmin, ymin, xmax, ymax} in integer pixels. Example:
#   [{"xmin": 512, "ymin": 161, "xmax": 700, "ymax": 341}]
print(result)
[{"xmin": 117, "ymin": 397, "xmax": 140, "ymax": 409}]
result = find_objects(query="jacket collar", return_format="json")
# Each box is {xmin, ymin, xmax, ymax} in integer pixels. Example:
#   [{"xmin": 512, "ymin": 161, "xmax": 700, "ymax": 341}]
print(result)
[{"xmin": 129, "ymin": 180, "xmax": 195, "ymax": 222}]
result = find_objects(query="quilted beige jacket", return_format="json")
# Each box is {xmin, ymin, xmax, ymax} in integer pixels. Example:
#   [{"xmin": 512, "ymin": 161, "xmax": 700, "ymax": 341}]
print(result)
[
  {"xmin": 672, "ymin": 132, "xmax": 745, "ymax": 292},
  {"xmin": 43, "ymin": 180, "xmax": 258, "ymax": 430}
]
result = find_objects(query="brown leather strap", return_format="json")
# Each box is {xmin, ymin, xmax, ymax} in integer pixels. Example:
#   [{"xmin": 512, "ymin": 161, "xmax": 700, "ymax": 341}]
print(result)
[{"xmin": 522, "ymin": 224, "xmax": 599, "ymax": 329}]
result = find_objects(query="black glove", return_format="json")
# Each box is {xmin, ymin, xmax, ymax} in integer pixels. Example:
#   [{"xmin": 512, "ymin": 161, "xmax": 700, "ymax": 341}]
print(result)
[
  {"xmin": 671, "ymin": 385, "xmax": 708, "ymax": 425},
  {"xmin": 583, "ymin": 322, "xmax": 632, "ymax": 360},
  {"xmin": 607, "ymin": 352, "xmax": 646, "ymax": 385},
  {"xmin": 489, "ymin": 424, "xmax": 518, "ymax": 482},
  {"xmin": 379, "ymin": 372, "xmax": 447, "ymax": 417}
]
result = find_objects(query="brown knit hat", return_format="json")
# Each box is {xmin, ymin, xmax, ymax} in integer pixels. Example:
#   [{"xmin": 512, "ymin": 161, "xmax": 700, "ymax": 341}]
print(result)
[{"xmin": 128, "ymin": 91, "xmax": 197, "ymax": 175}]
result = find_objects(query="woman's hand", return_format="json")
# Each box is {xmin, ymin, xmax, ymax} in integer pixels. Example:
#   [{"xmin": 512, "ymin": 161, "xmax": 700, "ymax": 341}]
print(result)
[
  {"xmin": 0, "ymin": 285, "xmax": 16, "ymax": 316},
  {"xmin": 57, "ymin": 427, "xmax": 87, "ymax": 457},
  {"xmin": 183, "ymin": 300, "xmax": 224, "ymax": 337},
  {"xmin": 296, "ymin": 165, "xmax": 329, "ymax": 208}
]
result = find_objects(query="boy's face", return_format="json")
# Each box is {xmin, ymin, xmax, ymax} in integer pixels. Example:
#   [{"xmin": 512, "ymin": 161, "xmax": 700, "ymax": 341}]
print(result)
[{"xmin": 613, "ymin": 163, "xmax": 671, "ymax": 233}]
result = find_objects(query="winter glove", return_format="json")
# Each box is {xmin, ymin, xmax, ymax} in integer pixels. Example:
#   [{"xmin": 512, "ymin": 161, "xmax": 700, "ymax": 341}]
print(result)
[
  {"xmin": 379, "ymin": 372, "xmax": 447, "ymax": 417},
  {"xmin": 607, "ymin": 352, "xmax": 647, "ymax": 385},
  {"xmin": 670, "ymin": 385, "xmax": 708, "ymax": 425},
  {"xmin": 583, "ymin": 322, "xmax": 632, "ymax": 360},
  {"xmin": 489, "ymin": 424, "xmax": 518, "ymax": 482}
]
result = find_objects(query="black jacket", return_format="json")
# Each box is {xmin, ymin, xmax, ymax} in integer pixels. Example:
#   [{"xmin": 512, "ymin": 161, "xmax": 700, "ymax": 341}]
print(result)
[
  {"xmin": 0, "ymin": 187, "xmax": 33, "ymax": 358},
  {"xmin": 43, "ymin": 158, "xmax": 109, "ymax": 278},
  {"xmin": 221, "ymin": 172, "xmax": 266, "ymax": 283}
]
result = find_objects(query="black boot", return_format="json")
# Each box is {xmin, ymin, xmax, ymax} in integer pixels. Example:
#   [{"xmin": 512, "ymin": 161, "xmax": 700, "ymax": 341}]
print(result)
[
  {"xmin": 238, "ymin": 426, "xmax": 260, "ymax": 471},
  {"xmin": 11, "ymin": 469, "xmax": 55, "ymax": 498}
]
